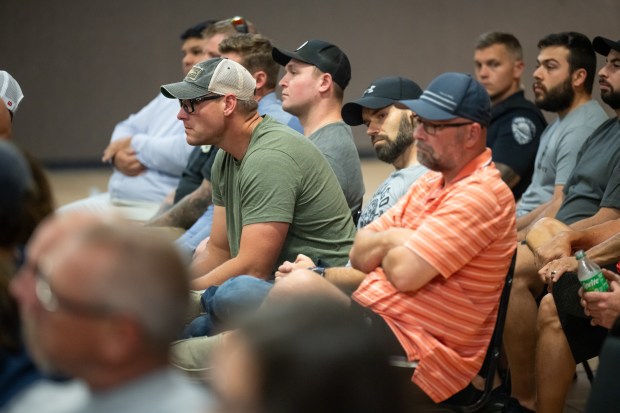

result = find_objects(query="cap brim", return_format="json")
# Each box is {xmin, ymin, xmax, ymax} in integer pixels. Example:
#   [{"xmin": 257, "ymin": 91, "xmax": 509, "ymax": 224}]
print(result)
[
  {"xmin": 160, "ymin": 81, "xmax": 209, "ymax": 99},
  {"xmin": 398, "ymin": 99, "xmax": 457, "ymax": 121},
  {"xmin": 341, "ymin": 97, "xmax": 396, "ymax": 126},
  {"xmin": 593, "ymin": 36, "xmax": 620, "ymax": 56},
  {"xmin": 272, "ymin": 47, "xmax": 311, "ymax": 67}
]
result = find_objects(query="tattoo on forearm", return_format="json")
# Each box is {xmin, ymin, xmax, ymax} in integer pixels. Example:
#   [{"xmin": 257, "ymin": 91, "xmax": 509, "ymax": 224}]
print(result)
[{"xmin": 147, "ymin": 182, "xmax": 212, "ymax": 229}]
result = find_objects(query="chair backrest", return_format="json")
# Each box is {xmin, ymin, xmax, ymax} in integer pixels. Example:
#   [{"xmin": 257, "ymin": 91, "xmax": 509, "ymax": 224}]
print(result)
[{"xmin": 584, "ymin": 323, "xmax": 620, "ymax": 412}]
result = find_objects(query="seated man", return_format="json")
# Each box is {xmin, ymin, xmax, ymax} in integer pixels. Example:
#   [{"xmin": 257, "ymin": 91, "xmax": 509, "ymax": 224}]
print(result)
[
  {"xmin": 274, "ymin": 39, "xmax": 365, "ymax": 217},
  {"xmin": 8, "ymin": 215, "xmax": 213, "ymax": 412},
  {"xmin": 174, "ymin": 73, "xmax": 516, "ymax": 404},
  {"xmin": 58, "ymin": 22, "xmax": 211, "ymax": 220},
  {"xmin": 473, "ymin": 32, "xmax": 547, "ymax": 199},
  {"xmin": 515, "ymin": 32, "xmax": 608, "ymax": 240},
  {"xmin": 184, "ymin": 75, "xmax": 426, "ymax": 336},
  {"xmin": 504, "ymin": 35, "xmax": 620, "ymax": 413},
  {"xmin": 160, "ymin": 58, "xmax": 356, "ymax": 291},
  {"xmin": 341, "ymin": 75, "xmax": 426, "ymax": 228},
  {"xmin": 147, "ymin": 33, "xmax": 302, "ymax": 255}
]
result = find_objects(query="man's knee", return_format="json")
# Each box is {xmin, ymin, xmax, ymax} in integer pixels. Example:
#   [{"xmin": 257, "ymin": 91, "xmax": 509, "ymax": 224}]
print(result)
[
  {"xmin": 538, "ymin": 294, "xmax": 562, "ymax": 333},
  {"xmin": 211, "ymin": 275, "xmax": 273, "ymax": 320},
  {"xmin": 526, "ymin": 217, "xmax": 570, "ymax": 250},
  {"xmin": 514, "ymin": 245, "xmax": 543, "ymax": 294}
]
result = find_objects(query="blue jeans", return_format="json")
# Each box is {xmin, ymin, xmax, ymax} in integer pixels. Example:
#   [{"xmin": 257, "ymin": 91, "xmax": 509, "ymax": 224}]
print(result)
[
  {"xmin": 182, "ymin": 275, "xmax": 273, "ymax": 338},
  {"xmin": 175, "ymin": 204, "xmax": 214, "ymax": 256}
]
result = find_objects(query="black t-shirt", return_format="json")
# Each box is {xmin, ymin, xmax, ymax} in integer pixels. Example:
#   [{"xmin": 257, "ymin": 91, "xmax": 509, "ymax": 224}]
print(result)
[
  {"xmin": 173, "ymin": 145, "xmax": 219, "ymax": 203},
  {"xmin": 487, "ymin": 91, "xmax": 547, "ymax": 200}
]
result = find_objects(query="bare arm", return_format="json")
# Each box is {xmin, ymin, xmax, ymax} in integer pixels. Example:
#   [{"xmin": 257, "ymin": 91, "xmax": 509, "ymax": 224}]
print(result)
[
  {"xmin": 147, "ymin": 179, "xmax": 213, "ymax": 229},
  {"xmin": 569, "ymin": 207, "xmax": 620, "ymax": 232},
  {"xmin": 539, "ymin": 229, "xmax": 620, "ymax": 285},
  {"xmin": 382, "ymin": 246, "xmax": 439, "ymax": 292},
  {"xmin": 535, "ymin": 218, "xmax": 620, "ymax": 265},
  {"xmin": 517, "ymin": 184, "xmax": 565, "ymax": 240},
  {"xmin": 191, "ymin": 219, "xmax": 290, "ymax": 290},
  {"xmin": 495, "ymin": 162, "xmax": 521, "ymax": 190},
  {"xmin": 349, "ymin": 227, "xmax": 413, "ymax": 273},
  {"xmin": 191, "ymin": 206, "xmax": 230, "ymax": 280},
  {"xmin": 275, "ymin": 254, "xmax": 367, "ymax": 292}
]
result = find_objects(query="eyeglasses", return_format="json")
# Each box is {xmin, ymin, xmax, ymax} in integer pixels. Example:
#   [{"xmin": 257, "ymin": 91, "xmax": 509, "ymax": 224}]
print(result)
[
  {"xmin": 179, "ymin": 94, "xmax": 223, "ymax": 114},
  {"xmin": 414, "ymin": 116, "xmax": 473, "ymax": 136},
  {"xmin": 35, "ymin": 268, "xmax": 112, "ymax": 317},
  {"xmin": 230, "ymin": 16, "xmax": 248, "ymax": 34}
]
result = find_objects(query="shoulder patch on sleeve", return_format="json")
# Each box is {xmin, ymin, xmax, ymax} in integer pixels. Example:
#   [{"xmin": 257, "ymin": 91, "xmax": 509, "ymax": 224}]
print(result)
[{"xmin": 511, "ymin": 117, "xmax": 536, "ymax": 145}]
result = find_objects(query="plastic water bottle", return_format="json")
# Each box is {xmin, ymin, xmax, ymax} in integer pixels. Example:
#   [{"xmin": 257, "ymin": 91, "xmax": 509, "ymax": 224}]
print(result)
[{"xmin": 576, "ymin": 250, "xmax": 609, "ymax": 292}]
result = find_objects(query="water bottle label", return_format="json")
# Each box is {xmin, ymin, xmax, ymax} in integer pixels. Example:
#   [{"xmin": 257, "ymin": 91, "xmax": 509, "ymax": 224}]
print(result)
[{"xmin": 580, "ymin": 272, "xmax": 609, "ymax": 292}]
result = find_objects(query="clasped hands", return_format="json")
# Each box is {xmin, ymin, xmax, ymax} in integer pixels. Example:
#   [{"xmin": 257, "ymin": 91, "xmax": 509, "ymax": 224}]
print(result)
[{"xmin": 102, "ymin": 136, "xmax": 146, "ymax": 176}]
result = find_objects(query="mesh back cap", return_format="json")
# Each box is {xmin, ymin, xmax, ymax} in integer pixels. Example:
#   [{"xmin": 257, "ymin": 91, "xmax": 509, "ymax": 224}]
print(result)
[
  {"xmin": 0, "ymin": 71, "xmax": 24, "ymax": 113},
  {"xmin": 161, "ymin": 58, "xmax": 256, "ymax": 101}
]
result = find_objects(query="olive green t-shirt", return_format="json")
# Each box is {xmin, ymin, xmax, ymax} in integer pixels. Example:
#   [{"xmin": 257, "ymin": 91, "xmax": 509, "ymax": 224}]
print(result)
[{"xmin": 211, "ymin": 116, "xmax": 356, "ymax": 272}]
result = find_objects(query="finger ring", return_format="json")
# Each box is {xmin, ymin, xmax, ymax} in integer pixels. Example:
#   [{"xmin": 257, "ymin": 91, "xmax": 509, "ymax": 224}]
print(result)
[{"xmin": 551, "ymin": 271, "xmax": 557, "ymax": 274}]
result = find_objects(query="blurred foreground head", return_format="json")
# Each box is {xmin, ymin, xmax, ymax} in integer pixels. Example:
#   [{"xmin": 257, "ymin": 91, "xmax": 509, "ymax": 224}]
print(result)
[
  {"xmin": 211, "ymin": 297, "xmax": 406, "ymax": 413},
  {"xmin": 10, "ymin": 214, "xmax": 191, "ymax": 388}
]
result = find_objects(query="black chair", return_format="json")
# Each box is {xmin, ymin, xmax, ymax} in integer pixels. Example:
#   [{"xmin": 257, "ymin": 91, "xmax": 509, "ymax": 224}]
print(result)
[
  {"xmin": 391, "ymin": 251, "xmax": 516, "ymax": 413},
  {"xmin": 583, "ymin": 317, "xmax": 620, "ymax": 413}
]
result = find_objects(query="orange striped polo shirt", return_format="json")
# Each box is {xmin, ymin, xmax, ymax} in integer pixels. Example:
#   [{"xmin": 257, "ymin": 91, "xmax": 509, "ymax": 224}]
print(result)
[{"xmin": 352, "ymin": 148, "xmax": 516, "ymax": 402}]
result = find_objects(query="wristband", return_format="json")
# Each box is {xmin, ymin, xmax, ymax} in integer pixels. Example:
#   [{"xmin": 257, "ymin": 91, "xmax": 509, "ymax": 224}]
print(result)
[{"xmin": 309, "ymin": 266, "xmax": 326, "ymax": 277}]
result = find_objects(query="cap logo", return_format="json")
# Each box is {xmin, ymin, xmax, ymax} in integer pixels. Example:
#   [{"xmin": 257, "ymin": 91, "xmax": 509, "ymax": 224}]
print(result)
[
  {"xmin": 296, "ymin": 41, "xmax": 309, "ymax": 51},
  {"xmin": 185, "ymin": 66, "xmax": 204, "ymax": 81},
  {"xmin": 423, "ymin": 90, "xmax": 457, "ymax": 112},
  {"xmin": 364, "ymin": 85, "xmax": 376, "ymax": 96},
  {"xmin": 6, "ymin": 101, "xmax": 12, "ymax": 108}
]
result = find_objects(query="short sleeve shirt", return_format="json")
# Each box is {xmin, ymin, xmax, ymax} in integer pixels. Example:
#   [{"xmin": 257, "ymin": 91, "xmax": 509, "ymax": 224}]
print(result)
[
  {"xmin": 352, "ymin": 149, "xmax": 517, "ymax": 402},
  {"xmin": 516, "ymin": 100, "xmax": 608, "ymax": 216},
  {"xmin": 211, "ymin": 116, "xmax": 356, "ymax": 270},
  {"xmin": 556, "ymin": 118, "xmax": 620, "ymax": 224},
  {"xmin": 487, "ymin": 91, "xmax": 546, "ymax": 199}
]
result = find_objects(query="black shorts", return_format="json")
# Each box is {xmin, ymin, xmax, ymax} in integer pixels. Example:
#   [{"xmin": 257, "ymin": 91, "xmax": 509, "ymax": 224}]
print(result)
[
  {"xmin": 349, "ymin": 300, "xmax": 406, "ymax": 357},
  {"xmin": 552, "ymin": 272, "xmax": 609, "ymax": 363}
]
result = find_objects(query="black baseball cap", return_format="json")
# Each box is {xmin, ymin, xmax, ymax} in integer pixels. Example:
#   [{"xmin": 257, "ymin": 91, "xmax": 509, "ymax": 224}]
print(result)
[
  {"xmin": 272, "ymin": 39, "xmax": 351, "ymax": 90},
  {"xmin": 341, "ymin": 76, "xmax": 423, "ymax": 126},
  {"xmin": 593, "ymin": 36, "xmax": 620, "ymax": 56}
]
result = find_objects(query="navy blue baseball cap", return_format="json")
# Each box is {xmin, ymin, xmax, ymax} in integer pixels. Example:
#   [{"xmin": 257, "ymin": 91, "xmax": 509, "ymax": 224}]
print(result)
[
  {"xmin": 399, "ymin": 72, "xmax": 491, "ymax": 127},
  {"xmin": 341, "ymin": 76, "xmax": 423, "ymax": 126},
  {"xmin": 272, "ymin": 39, "xmax": 351, "ymax": 90}
]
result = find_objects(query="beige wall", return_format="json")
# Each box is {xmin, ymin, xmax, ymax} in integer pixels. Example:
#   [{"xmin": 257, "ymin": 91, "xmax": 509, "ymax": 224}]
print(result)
[{"xmin": 1, "ymin": 0, "xmax": 618, "ymax": 164}]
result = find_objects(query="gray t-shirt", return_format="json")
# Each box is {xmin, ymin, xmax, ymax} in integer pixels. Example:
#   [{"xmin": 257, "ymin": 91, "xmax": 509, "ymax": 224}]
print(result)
[
  {"xmin": 357, "ymin": 164, "xmax": 428, "ymax": 229},
  {"xmin": 516, "ymin": 100, "xmax": 608, "ymax": 216},
  {"xmin": 556, "ymin": 118, "xmax": 620, "ymax": 224},
  {"xmin": 308, "ymin": 122, "xmax": 365, "ymax": 215}
]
